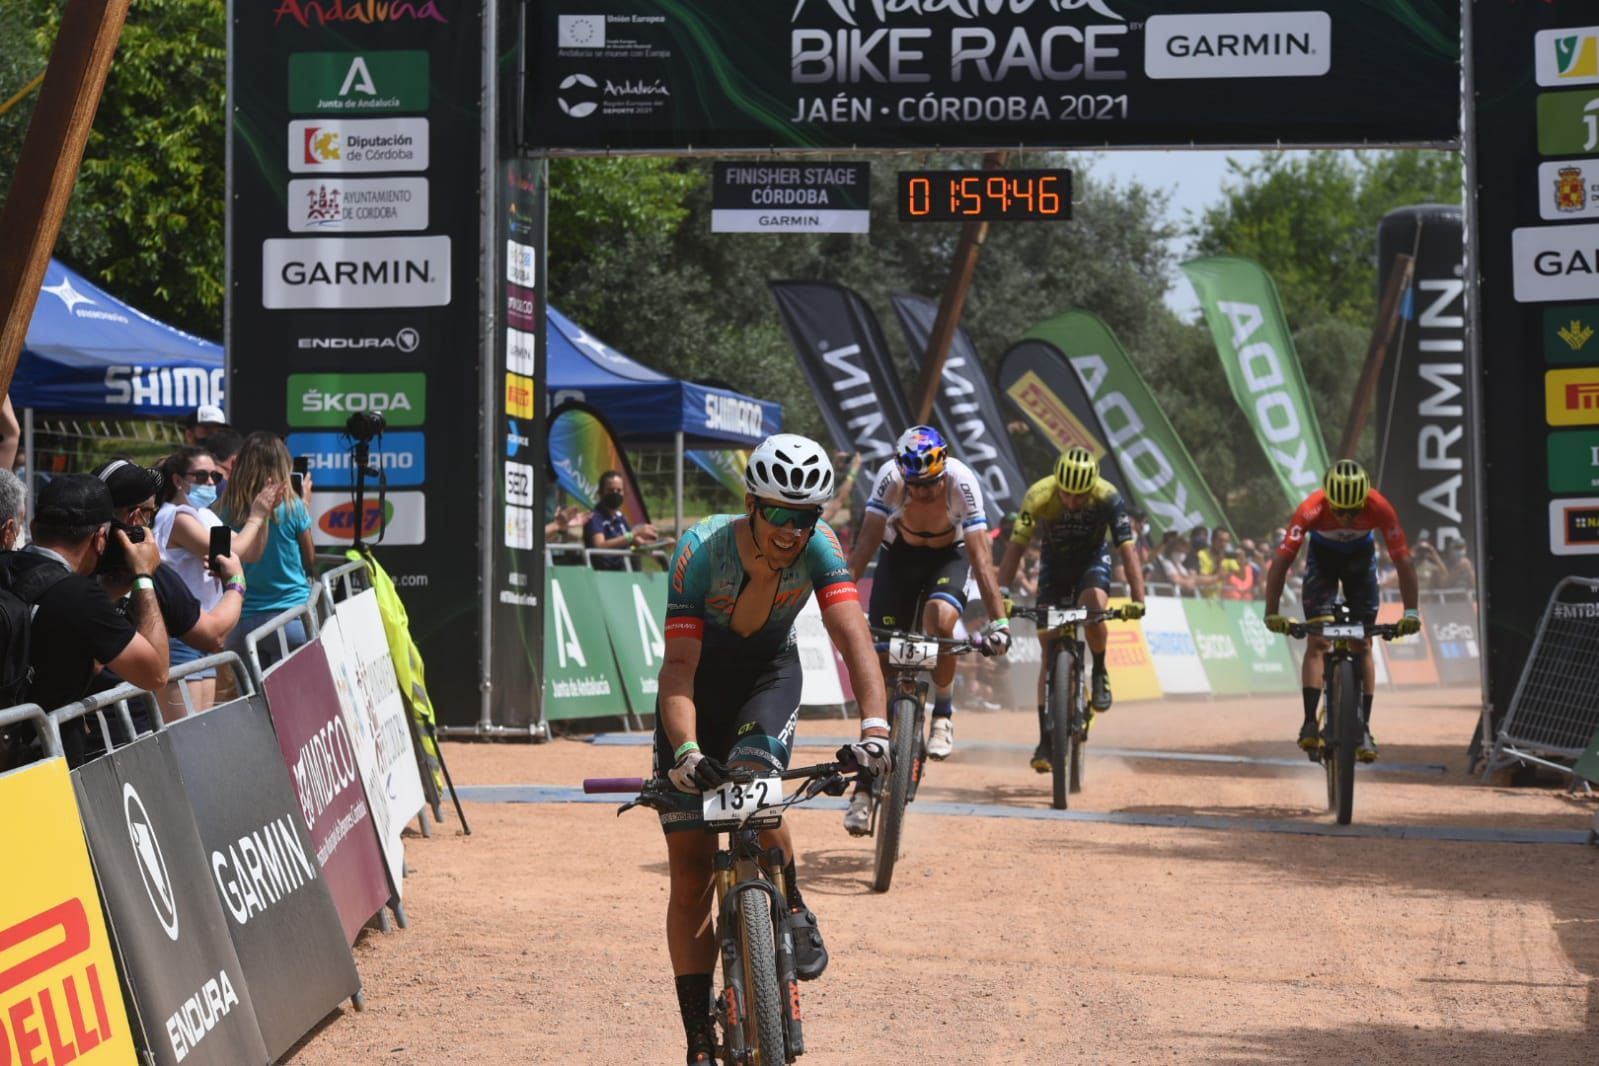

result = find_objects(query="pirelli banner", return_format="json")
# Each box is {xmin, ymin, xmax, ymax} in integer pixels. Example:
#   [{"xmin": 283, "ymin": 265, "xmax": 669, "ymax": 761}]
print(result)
[
  {"xmin": 228, "ymin": 0, "xmax": 487, "ymax": 724},
  {"xmin": 524, "ymin": 0, "xmax": 1459, "ymax": 152},
  {"xmin": 0, "ymin": 758, "xmax": 135, "ymax": 1065}
]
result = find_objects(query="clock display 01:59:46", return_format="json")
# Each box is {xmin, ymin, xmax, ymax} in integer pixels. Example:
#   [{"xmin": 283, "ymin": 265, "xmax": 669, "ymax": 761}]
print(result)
[{"xmin": 897, "ymin": 169, "xmax": 1073, "ymax": 222}]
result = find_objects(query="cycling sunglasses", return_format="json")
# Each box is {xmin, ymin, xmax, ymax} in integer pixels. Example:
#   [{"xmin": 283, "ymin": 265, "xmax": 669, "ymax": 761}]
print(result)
[{"xmin": 755, "ymin": 503, "xmax": 822, "ymax": 531}]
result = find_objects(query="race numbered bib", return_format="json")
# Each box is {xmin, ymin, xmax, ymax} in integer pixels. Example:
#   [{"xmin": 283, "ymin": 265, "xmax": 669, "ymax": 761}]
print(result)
[
  {"xmin": 702, "ymin": 775, "xmax": 785, "ymax": 827},
  {"xmin": 1046, "ymin": 607, "xmax": 1088, "ymax": 628},
  {"xmin": 887, "ymin": 637, "xmax": 940, "ymax": 667},
  {"xmin": 1322, "ymin": 624, "xmax": 1364, "ymax": 639}
]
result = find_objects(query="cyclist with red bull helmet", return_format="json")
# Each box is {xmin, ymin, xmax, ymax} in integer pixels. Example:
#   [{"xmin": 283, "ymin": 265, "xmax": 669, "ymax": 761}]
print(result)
[
  {"xmin": 840, "ymin": 426, "xmax": 1011, "ymax": 830},
  {"xmin": 1263, "ymin": 460, "xmax": 1422, "ymax": 762},
  {"xmin": 996, "ymin": 446, "xmax": 1146, "ymax": 772}
]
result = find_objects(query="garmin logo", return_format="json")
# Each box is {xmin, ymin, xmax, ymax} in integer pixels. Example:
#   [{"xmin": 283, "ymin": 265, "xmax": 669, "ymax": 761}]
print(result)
[
  {"xmin": 1145, "ymin": 12, "xmax": 1330, "ymax": 79},
  {"xmin": 790, "ymin": 0, "xmax": 1125, "ymax": 24},
  {"xmin": 263, "ymin": 236, "xmax": 450, "ymax": 309},
  {"xmin": 298, "ymin": 328, "xmax": 420, "ymax": 352}
]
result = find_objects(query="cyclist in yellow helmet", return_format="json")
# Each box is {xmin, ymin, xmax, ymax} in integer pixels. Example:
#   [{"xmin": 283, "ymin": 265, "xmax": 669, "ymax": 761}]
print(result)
[
  {"xmin": 996, "ymin": 446, "xmax": 1146, "ymax": 772},
  {"xmin": 1263, "ymin": 460, "xmax": 1421, "ymax": 762}
]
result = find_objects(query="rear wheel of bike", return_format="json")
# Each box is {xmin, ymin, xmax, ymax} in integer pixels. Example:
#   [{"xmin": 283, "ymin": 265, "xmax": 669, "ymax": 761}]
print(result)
[
  {"xmin": 1068, "ymin": 653, "xmax": 1087, "ymax": 795},
  {"xmin": 1331, "ymin": 659, "xmax": 1360, "ymax": 826},
  {"xmin": 1050, "ymin": 647, "xmax": 1075, "ymax": 810},
  {"xmin": 872, "ymin": 695, "xmax": 917, "ymax": 893},
  {"xmin": 736, "ymin": 889, "xmax": 787, "ymax": 1063}
]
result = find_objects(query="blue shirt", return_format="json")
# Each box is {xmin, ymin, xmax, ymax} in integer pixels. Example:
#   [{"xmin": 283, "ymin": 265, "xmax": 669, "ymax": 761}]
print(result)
[
  {"xmin": 231, "ymin": 500, "xmax": 312, "ymax": 612},
  {"xmin": 583, "ymin": 509, "xmax": 630, "ymax": 571}
]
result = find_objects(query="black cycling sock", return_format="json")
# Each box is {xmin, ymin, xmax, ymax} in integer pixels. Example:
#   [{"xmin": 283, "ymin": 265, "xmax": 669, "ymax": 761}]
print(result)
[
  {"xmin": 1362, "ymin": 693, "xmax": 1374, "ymax": 727},
  {"xmin": 784, "ymin": 859, "xmax": 804, "ymax": 911},
  {"xmin": 1301, "ymin": 687, "xmax": 1321, "ymax": 722},
  {"xmin": 1036, "ymin": 704, "xmax": 1049, "ymax": 740},
  {"xmin": 675, "ymin": 973, "xmax": 715, "ymax": 1058},
  {"xmin": 1092, "ymin": 649, "xmax": 1106, "ymax": 674}
]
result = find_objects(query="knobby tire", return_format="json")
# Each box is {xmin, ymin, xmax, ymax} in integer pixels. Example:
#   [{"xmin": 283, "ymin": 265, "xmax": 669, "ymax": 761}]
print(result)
[
  {"xmin": 1050, "ymin": 647, "xmax": 1075, "ymax": 810},
  {"xmin": 1333, "ymin": 659, "xmax": 1360, "ymax": 826},
  {"xmin": 1068, "ymin": 654, "xmax": 1087, "ymax": 794},
  {"xmin": 736, "ymin": 889, "xmax": 787, "ymax": 1063},
  {"xmin": 873, "ymin": 695, "xmax": 917, "ymax": 893}
]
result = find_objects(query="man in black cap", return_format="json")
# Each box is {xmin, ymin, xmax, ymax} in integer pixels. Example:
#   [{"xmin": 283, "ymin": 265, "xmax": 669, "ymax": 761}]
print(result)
[{"xmin": 0, "ymin": 474, "xmax": 169, "ymax": 762}]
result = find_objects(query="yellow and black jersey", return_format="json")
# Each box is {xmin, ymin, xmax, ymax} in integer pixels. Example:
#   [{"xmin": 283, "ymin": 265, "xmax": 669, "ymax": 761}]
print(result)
[{"xmin": 1010, "ymin": 475, "xmax": 1133, "ymax": 567}]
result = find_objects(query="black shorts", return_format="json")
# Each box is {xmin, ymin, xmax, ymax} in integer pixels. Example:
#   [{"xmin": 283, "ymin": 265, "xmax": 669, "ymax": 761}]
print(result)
[
  {"xmin": 652, "ymin": 646, "xmax": 802, "ymax": 834},
  {"xmin": 1037, "ymin": 542, "xmax": 1114, "ymax": 604},
  {"xmin": 868, "ymin": 539, "xmax": 970, "ymax": 630},
  {"xmin": 1301, "ymin": 542, "xmax": 1380, "ymax": 625}
]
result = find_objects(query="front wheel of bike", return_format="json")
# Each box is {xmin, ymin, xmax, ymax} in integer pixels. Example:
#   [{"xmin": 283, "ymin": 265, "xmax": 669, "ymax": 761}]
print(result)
[
  {"xmin": 872, "ymin": 695, "xmax": 917, "ymax": 893},
  {"xmin": 1068, "ymin": 652, "xmax": 1087, "ymax": 795},
  {"xmin": 1049, "ymin": 647, "xmax": 1075, "ymax": 810},
  {"xmin": 1330, "ymin": 659, "xmax": 1360, "ymax": 826},
  {"xmin": 736, "ymin": 889, "xmax": 787, "ymax": 1063}
]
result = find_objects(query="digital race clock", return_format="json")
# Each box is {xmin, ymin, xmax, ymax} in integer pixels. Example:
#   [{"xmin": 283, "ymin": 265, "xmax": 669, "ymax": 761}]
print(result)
[{"xmin": 897, "ymin": 169, "xmax": 1073, "ymax": 223}]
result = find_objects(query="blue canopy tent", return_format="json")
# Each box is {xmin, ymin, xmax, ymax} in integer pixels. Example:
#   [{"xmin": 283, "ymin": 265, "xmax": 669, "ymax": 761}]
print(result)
[{"xmin": 548, "ymin": 306, "xmax": 781, "ymax": 531}]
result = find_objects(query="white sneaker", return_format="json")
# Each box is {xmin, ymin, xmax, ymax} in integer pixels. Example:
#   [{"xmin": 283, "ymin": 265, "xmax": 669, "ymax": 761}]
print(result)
[
  {"xmin": 926, "ymin": 717, "xmax": 955, "ymax": 760},
  {"xmin": 842, "ymin": 791, "xmax": 871, "ymax": 836}
]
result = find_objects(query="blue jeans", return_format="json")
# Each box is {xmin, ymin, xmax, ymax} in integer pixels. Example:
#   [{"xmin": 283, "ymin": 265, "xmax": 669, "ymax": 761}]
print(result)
[{"xmin": 228, "ymin": 610, "xmax": 308, "ymax": 672}]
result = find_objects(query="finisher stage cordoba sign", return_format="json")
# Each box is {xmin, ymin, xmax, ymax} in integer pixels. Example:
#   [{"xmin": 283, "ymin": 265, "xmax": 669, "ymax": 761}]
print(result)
[{"xmin": 524, "ymin": 0, "xmax": 1460, "ymax": 152}]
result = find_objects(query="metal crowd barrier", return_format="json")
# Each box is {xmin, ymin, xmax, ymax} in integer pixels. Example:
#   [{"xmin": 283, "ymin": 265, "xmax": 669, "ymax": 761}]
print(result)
[
  {"xmin": 545, "ymin": 542, "xmax": 671, "ymax": 571},
  {"xmin": 1485, "ymin": 576, "xmax": 1599, "ymax": 781},
  {"xmin": 163, "ymin": 652, "xmax": 256, "ymax": 719},
  {"xmin": 48, "ymin": 679, "xmax": 161, "ymax": 749},
  {"xmin": 317, "ymin": 557, "xmax": 375, "ymax": 623},
  {"xmin": 0, "ymin": 703, "xmax": 61, "ymax": 774},
  {"xmin": 243, "ymin": 593, "xmax": 322, "ymax": 686}
]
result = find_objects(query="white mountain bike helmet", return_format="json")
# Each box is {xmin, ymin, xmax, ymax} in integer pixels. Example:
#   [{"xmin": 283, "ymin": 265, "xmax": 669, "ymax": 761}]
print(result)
[{"xmin": 745, "ymin": 434, "xmax": 836, "ymax": 505}]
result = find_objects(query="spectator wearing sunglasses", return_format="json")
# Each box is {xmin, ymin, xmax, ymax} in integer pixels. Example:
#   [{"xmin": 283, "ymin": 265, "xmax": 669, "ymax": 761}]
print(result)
[{"xmin": 583, "ymin": 469, "xmax": 659, "ymax": 571}]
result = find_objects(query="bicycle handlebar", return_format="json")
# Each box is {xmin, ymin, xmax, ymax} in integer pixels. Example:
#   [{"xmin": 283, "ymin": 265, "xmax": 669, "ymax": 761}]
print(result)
[
  {"xmin": 1008, "ymin": 604, "xmax": 1129, "ymax": 625},
  {"xmin": 582, "ymin": 760, "xmax": 853, "ymax": 798},
  {"xmin": 1285, "ymin": 620, "xmax": 1401, "ymax": 641},
  {"xmin": 584, "ymin": 777, "xmax": 645, "ymax": 794}
]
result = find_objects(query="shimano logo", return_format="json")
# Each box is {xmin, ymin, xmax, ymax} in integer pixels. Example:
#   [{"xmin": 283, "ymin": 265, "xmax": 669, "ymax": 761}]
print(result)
[
  {"xmin": 705, "ymin": 394, "xmax": 763, "ymax": 436},
  {"xmin": 298, "ymin": 328, "xmax": 419, "ymax": 352}
]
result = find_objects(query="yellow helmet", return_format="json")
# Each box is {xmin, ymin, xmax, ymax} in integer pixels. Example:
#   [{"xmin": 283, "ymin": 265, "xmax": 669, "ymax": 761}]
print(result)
[
  {"xmin": 1323, "ymin": 459, "xmax": 1370, "ymax": 510},
  {"xmin": 1054, "ymin": 447, "xmax": 1098, "ymax": 495}
]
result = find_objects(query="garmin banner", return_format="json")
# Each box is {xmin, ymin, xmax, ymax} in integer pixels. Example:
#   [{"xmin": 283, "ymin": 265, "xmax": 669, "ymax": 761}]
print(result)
[
  {"xmin": 167, "ymin": 699, "xmax": 359, "ymax": 1061},
  {"xmin": 524, "ymin": 1, "xmax": 1460, "ymax": 151},
  {"xmin": 228, "ymin": 0, "xmax": 486, "ymax": 725},
  {"xmin": 1018, "ymin": 311, "xmax": 1231, "ymax": 537},
  {"xmin": 1183, "ymin": 256, "xmax": 1331, "ymax": 509},
  {"xmin": 72, "ymin": 737, "xmax": 269, "ymax": 1066},
  {"xmin": 770, "ymin": 281, "xmax": 912, "ymax": 505},
  {"xmin": 996, "ymin": 337, "xmax": 1132, "ymax": 492},
  {"xmin": 1472, "ymin": 1, "xmax": 1599, "ymax": 715},
  {"xmin": 712, "ymin": 161, "xmax": 871, "ymax": 233},
  {"xmin": 892, "ymin": 292, "xmax": 1026, "ymax": 517}
]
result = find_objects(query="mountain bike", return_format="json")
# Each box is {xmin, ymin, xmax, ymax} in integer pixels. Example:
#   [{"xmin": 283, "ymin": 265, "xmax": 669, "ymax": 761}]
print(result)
[
  {"xmin": 1009, "ymin": 604, "xmax": 1131, "ymax": 810},
  {"xmin": 585, "ymin": 761, "xmax": 855, "ymax": 1065},
  {"xmin": 1286, "ymin": 609, "xmax": 1399, "ymax": 826},
  {"xmin": 865, "ymin": 627, "xmax": 984, "ymax": 893}
]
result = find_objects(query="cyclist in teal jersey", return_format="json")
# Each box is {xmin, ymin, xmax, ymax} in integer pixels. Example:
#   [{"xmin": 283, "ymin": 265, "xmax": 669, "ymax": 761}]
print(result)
[{"xmin": 653, "ymin": 434, "xmax": 888, "ymax": 1066}]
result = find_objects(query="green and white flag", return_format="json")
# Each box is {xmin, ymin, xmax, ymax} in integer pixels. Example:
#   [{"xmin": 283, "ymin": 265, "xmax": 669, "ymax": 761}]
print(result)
[
  {"xmin": 1182, "ymin": 256, "xmax": 1331, "ymax": 507},
  {"xmin": 1025, "ymin": 310, "xmax": 1230, "ymax": 537}
]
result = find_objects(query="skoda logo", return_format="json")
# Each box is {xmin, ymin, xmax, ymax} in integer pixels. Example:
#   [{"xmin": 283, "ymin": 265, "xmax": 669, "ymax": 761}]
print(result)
[
  {"xmin": 397, "ymin": 327, "xmax": 420, "ymax": 352},
  {"xmin": 124, "ymin": 783, "xmax": 179, "ymax": 941},
  {"xmin": 558, "ymin": 73, "xmax": 600, "ymax": 118}
]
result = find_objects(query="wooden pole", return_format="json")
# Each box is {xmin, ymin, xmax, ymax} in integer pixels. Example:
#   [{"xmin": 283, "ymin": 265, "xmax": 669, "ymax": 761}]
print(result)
[
  {"xmin": 1338, "ymin": 252, "xmax": 1415, "ymax": 460},
  {"xmin": 907, "ymin": 151, "xmax": 1009, "ymax": 425},
  {"xmin": 0, "ymin": 0, "xmax": 131, "ymax": 400}
]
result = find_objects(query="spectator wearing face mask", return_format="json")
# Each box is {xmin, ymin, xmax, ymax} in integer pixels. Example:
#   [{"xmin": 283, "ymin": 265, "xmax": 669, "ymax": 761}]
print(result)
[{"xmin": 584, "ymin": 469, "xmax": 659, "ymax": 571}]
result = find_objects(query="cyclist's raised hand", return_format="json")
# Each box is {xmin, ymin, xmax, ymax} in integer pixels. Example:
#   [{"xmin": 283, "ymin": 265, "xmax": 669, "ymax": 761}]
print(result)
[
  {"xmin": 669, "ymin": 749, "xmax": 732, "ymax": 793},
  {"xmin": 1395, "ymin": 609, "xmax": 1421, "ymax": 637},
  {"xmin": 838, "ymin": 736, "xmax": 892, "ymax": 777},
  {"xmin": 980, "ymin": 617, "xmax": 1011, "ymax": 656},
  {"xmin": 1121, "ymin": 601, "xmax": 1146, "ymax": 621},
  {"xmin": 1264, "ymin": 613, "xmax": 1291, "ymax": 635}
]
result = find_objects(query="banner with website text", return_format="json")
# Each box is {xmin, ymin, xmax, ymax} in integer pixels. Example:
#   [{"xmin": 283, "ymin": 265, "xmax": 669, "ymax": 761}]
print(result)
[
  {"xmin": 1183, "ymin": 257, "xmax": 1330, "ymax": 510},
  {"xmin": 1017, "ymin": 311, "xmax": 1230, "ymax": 537}
]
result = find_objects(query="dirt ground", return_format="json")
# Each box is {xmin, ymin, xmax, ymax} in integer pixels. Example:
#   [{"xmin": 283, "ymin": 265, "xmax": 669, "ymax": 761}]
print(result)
[{"xmin": 286, "ymin": 686, "xmax": 1598, "ymax": 1064}]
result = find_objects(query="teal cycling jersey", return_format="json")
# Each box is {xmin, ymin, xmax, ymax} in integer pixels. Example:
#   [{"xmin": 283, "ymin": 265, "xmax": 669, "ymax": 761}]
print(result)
[{"xmin": 664, "ymin": 514, "xmax": 859, "ymax": 657}]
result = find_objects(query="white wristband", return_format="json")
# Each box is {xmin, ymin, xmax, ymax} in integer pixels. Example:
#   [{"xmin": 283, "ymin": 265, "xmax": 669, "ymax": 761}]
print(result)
[{"xmin": 860, "ymin": 717, "xmax": 890, "ymax": 733}]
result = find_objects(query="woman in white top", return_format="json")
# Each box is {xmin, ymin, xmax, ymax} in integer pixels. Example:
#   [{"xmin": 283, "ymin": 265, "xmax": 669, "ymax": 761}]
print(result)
[{"xmin": 153, "ymin": 446, "xmax": 280, "ymax": 710}]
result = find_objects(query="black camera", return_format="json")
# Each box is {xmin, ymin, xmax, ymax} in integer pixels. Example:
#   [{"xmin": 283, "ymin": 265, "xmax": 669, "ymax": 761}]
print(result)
[
  {"xmin": 95, "ymin": 519, "xmax": 146, "ymax": 576},
  {"xmin": 345, "ymin": 410, "xmax": 386, "ymax": 442}
]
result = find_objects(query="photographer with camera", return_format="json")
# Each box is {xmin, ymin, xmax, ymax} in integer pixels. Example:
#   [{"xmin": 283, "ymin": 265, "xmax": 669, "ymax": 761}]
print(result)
[{"xmin": 215, "ymin": 432, "xmax": 316, "ymax": 669}]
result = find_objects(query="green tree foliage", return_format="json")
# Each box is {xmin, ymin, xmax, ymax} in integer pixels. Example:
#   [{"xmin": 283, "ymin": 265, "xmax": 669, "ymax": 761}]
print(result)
[{"xmin": 0, "ymin": 0, "xmax": 226, "ymax": 338}]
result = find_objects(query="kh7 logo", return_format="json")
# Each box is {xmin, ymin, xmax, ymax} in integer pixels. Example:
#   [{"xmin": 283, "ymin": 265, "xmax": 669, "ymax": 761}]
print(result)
[{"xmin": 319, "ymin": 499, "xmax": 394, "ymax": 538}]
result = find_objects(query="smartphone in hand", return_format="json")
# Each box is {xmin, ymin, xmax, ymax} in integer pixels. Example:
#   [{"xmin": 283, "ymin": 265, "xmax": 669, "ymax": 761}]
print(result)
[
  {"xmin": 208, "ymin": 524, "xmax": 232, "ymax": 571},
  {"xmin": 291, "ymin": 455, "xmax": 310, "ymax": 498}
]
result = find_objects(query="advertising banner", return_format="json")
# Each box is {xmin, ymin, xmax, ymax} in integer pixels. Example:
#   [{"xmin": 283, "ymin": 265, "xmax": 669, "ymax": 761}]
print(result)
[
  {"xmin": 547, "ymin": 400, "xmax": 649, "ymax": 524},
  {"xmin": 1021, "ymin": 311, "xmax": 1231, "ymax": 537},
  {"xmin": 891, "ymin": 292, "xmax": 1027, "ymax": 518},
  {"xmin": 0, "ymin": 758, "xmax": 135, "ymax": 1065},
  {"xmin": 1221, "ymin": 600, "xmax": 1300, "ymax": 694},
  {"xmin": 524, "ymin": 2, "xmax": 1460, "ymax": 151},
  {"xmin": 1140, "ymin": 596, "xmax": 1209, "ymax": 696},
  {"xmin": 996, "ymin": 337, "xmax": 1133, "ymax": 493},
  {"xmin": 770, "ymin": 281, "xmax": 912, "ymax": 505},
  {"xmin": 712, "ymin": 161, "xmax": 870, "ymax": 233},
  {"xmin": 166, "ymin": 699, "xmax": 359, "ymax": 1061},
  {"xmin": 1181, "ymin": 599, "xmax": 1252, "ymax": 698},
  {"xmin": 1183, "ymin": 256, "xmax": 1331, "ymax": 510},
  {"xmin": 794, "ymin": 597, "xmax": 847, "ymax": 708},
  {"xmin": 1105, "ymin": 597, "xmax": 1163, "ymax": 702},
  {"xmin": 229, "ymin": 2, "xmax": 487, "ymax": 726},
  {"xmin": 545, "ymin": 567, "xmax": 627, "ymax": 721},
  {"xmin": 1424, "ymin": 599, "xmax": 1481, "ymax": 686},
  {"xmin": 1375, "ymin": 207, "xmax": 1474, "ymax": 558},
  {"xmin": 1376, "ymin": 602, "xmax": 1440, "ymax": 686},
  {"xmin": 590, "ymin": 570, "xmax": 668, "ymax": 717},
  {"xmin": 260, "ymin": 641, "xmax": 391, "ymax": 944},
  {"xmin": 318, "ymin": 616, "xmax": 403, "ymax": 891},
  {"xmin": 688, "ymin": 448, "xmax": 750, "ymax": 502},
  {"xmin": 332, "ymin": 592, "xmax": 428, "ymax": 829},
  {"xmin": 72, "ymin": 737, "xmax": 268, "ymax": 1066}
]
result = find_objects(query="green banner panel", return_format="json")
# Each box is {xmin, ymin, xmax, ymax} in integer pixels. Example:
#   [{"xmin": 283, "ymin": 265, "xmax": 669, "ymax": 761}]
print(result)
[
  {"xmin": 285, "ymin": 372, "xmax": 428, "ymax": 428},
  {"xmin": 1537, "ymin": 90, "xmax": 1599, "ymax": 156},
  {"xmin": 1543, "ymin": 304, "xmax": 1599, "ymax": 364},
  {"xmin": 1575, "ymin": 725, "xmax": 1599, "ymax": 786},
  {"xmin": 544, "ymin": 568, "xmax": 628, "ymax": 721},
  {"xmin": 591, "ymin": 570, "xmax": 669, "ymax": 718},
  {"xmin": 1182, "ymin": 599, "xmax": 1251, "ymax": 698},
  {"xmin": 1547, "ymin": 430, "xmax": 1599, "ymax": 493},
  {"xmin": 288, "ymin": 51, "xmax": 431, "ymax": 114},
  {"xmin": 1221, "ymin": 600, "xmax": 1300, "ymax": 695}
]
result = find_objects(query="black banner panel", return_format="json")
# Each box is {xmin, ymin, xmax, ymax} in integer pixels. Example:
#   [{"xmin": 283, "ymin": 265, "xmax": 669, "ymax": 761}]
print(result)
[
  {"xmin": 72, "ymin": 737, "xmax": 269, "ymax": 1066},
  {"xmin": 1472, "ymin": 3, "xmax": 1599, "ymax": 714},
  {"xmin": 167, "ymin": 698, "xmax": 360, "ymax": 1061},
  {"xmin": 229, "ymin": 1, "xmax": 486, "ymax": 724},
  {"xmin": 524, "ymin": 0, "xmax": 1460, "ymax": 151}
]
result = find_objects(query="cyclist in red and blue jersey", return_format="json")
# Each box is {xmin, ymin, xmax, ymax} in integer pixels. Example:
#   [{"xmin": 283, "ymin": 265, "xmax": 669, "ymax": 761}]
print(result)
[
  {"xmin": 654, "ymin": 433, "xmax": 888, "ymax": 1066},
  {"xmin": 1263, "ymin": 460, "xmax": 1422, "ymax": 762}
]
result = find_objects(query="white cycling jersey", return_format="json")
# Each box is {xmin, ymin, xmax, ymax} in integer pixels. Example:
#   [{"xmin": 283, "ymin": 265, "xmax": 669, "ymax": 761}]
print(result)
[{"xmin": 864, "ymin": 456, "xmax": 989, "ymax": 545}]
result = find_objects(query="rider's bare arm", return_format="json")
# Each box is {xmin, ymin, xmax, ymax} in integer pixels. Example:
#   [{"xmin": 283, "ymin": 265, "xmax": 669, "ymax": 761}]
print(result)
[
  {"xmin": 820, "ymin": 600, "xmax": 888, "ymax": 738},
  {"xmin": 1393, "ymin": 553, "xmax": 1420, "ymax": 613},
  {"xmin": 995, "ymin": 539, "xmax": 1026, "ymax": 590},
  {"xmin": 964, "ymin": 528, "xmax": 1008, "ymax": 619},
  {"xmin": 656, "ymin": 636, "xmax": 702, "ymax": 753},
  {"xmin": 1118, "ymin": 541, "xmax": 1146, "ymax": 603},
  {"xmin": 847, "ymin": 512, "xmax": 887, "ymax": 583},
  {"xmin": 1263, "ymin": 552, "xmax": 1294, "ymax": 616}
]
